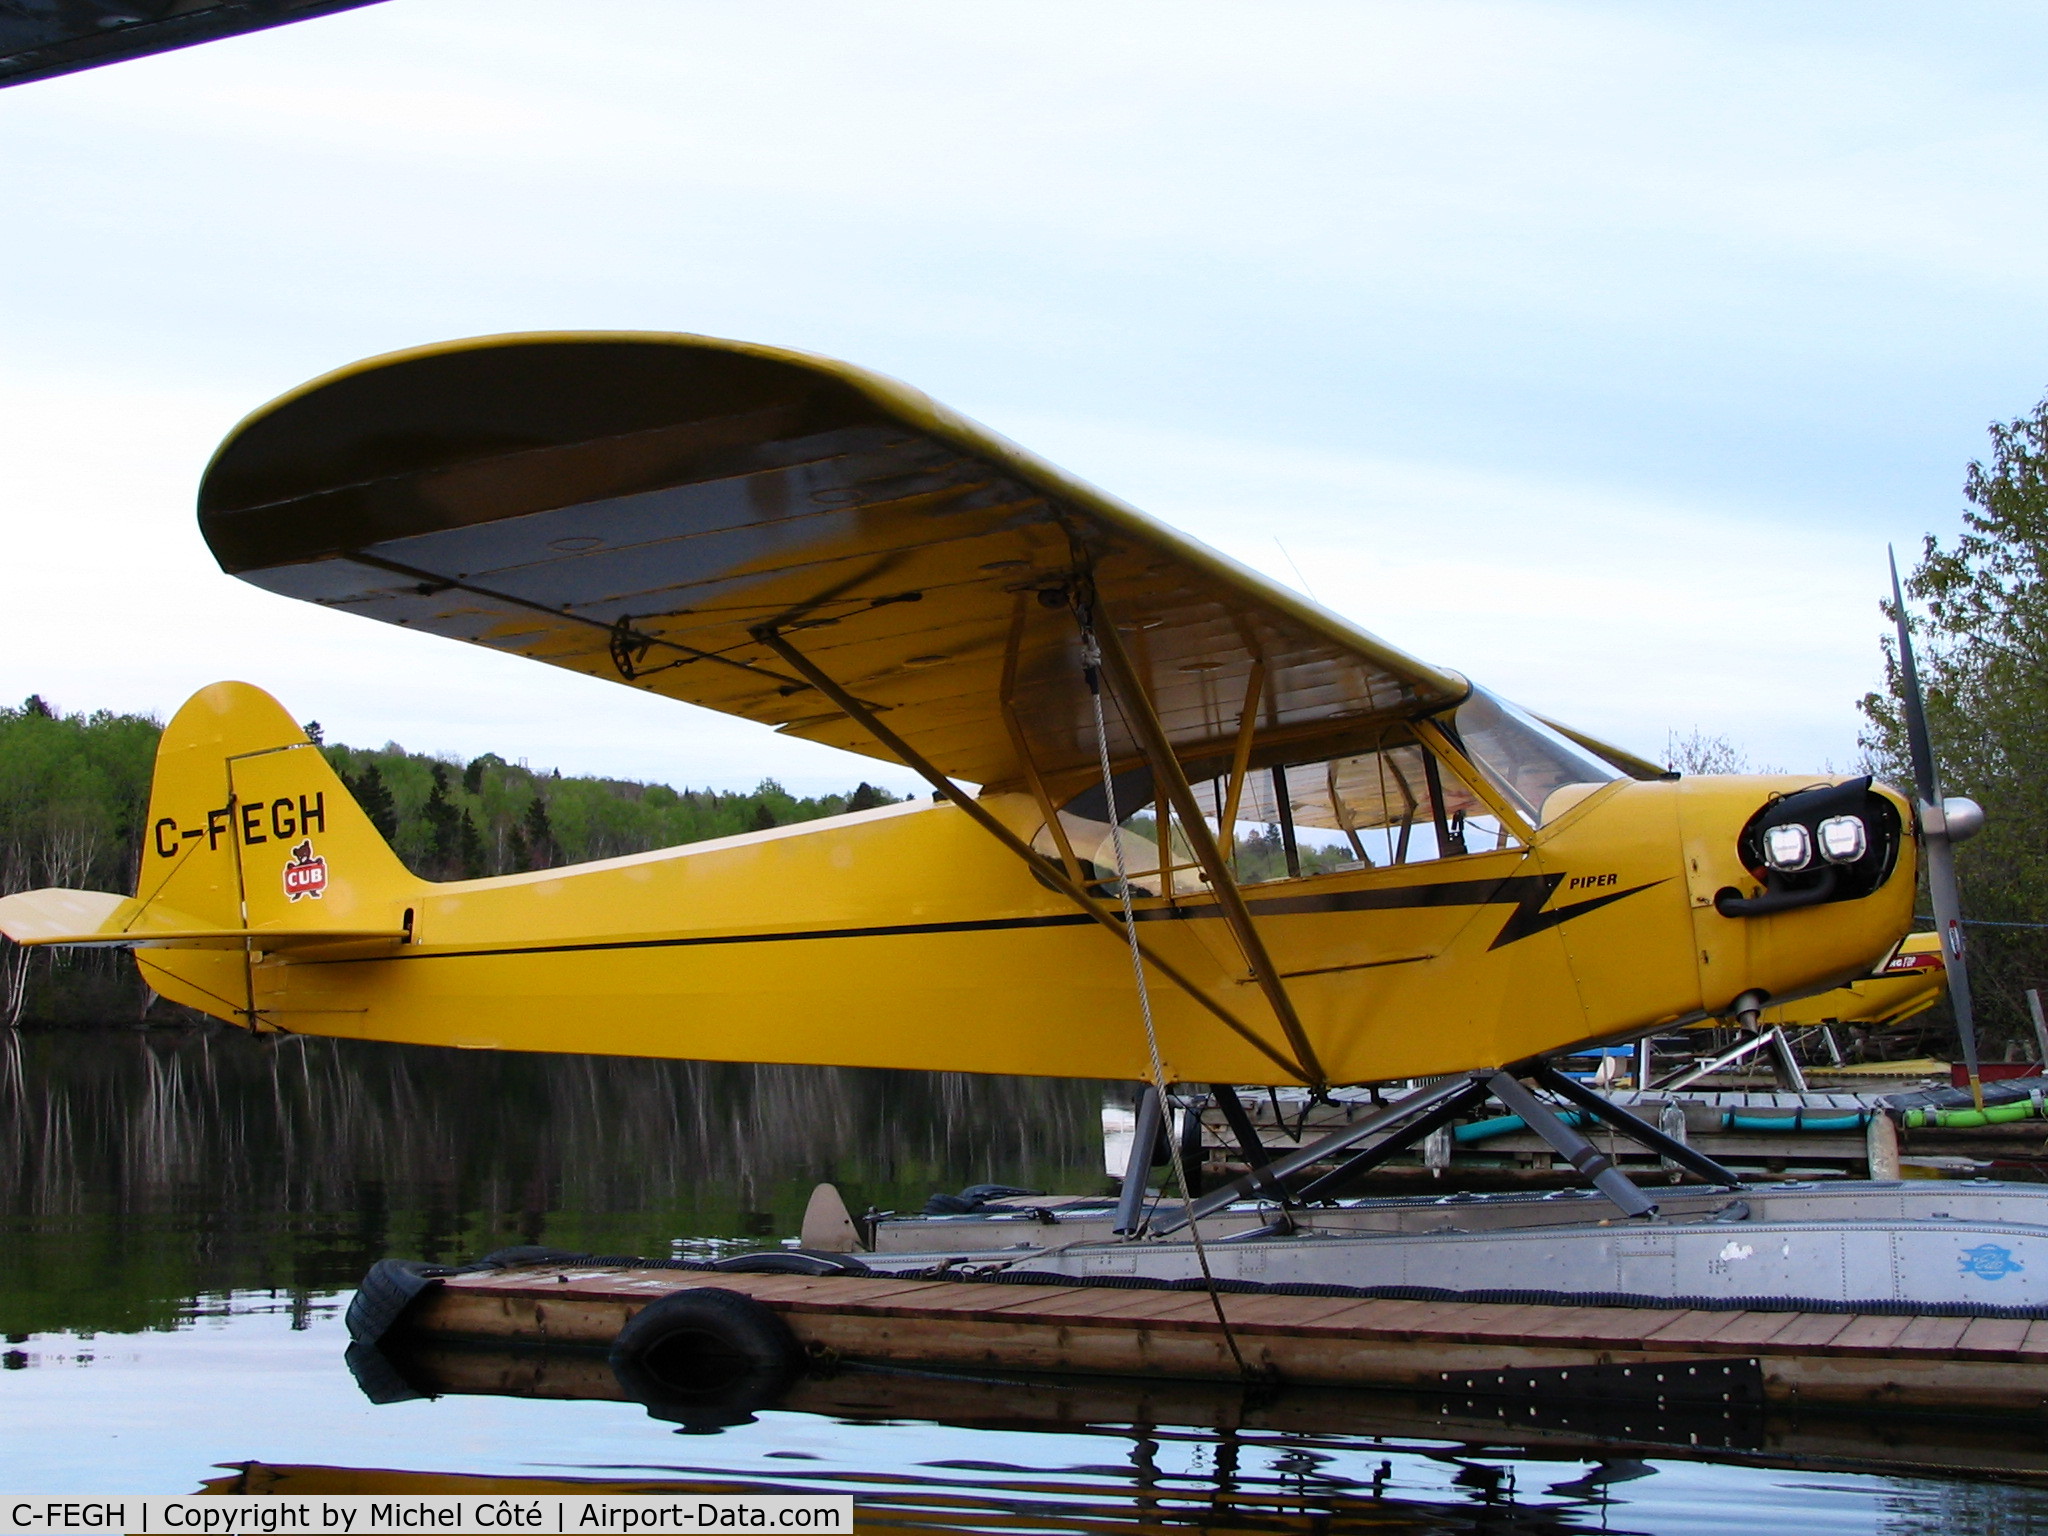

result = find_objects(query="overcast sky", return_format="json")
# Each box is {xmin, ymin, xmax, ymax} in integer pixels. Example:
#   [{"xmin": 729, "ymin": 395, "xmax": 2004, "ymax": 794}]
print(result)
[{"xmin": 4, "ymin": 2, "xmax": 2045, "ymax": 792}]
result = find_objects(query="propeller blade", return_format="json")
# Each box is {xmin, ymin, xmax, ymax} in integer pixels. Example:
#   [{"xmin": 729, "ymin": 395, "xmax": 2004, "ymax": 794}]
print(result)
[
  {"xmin": 1890, "ymin": 547, "xmax": 1984, "ymax": 1108},
  {"xmin": 1889, "ymin": 550, "xmax": 1939, "ymax": 809},
  {"xmin": 1924, "ymin": 835, "xmax": 1982, "ymax": 1104}
]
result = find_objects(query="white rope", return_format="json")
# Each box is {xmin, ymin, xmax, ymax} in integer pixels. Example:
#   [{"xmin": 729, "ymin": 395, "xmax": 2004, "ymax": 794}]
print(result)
[{"xmin": 1082, "ymin": 627, "xmax": 1252, "ymax": 1379}]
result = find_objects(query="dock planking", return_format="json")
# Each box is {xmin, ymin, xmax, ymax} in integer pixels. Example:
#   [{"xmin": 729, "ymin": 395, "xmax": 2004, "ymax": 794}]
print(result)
[{"xmin": 407, "ymin": 1265, "xmax": 2048, "ymax": 1410}]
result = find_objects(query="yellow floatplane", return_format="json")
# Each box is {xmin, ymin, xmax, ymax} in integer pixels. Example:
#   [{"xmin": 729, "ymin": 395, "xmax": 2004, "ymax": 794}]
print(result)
[{"xmin": 0, "ymin": 333, "xmax": 1923, "ymax": 1095}]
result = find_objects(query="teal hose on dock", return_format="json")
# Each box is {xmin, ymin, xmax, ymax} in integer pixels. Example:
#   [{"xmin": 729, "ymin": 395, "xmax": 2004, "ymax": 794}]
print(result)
[
  {"xmin": 1723, "ymin": 1109, "xmax": 1868, "ymax": 1133},
  {"xmin": 1447, "ymin": 1094, "xmax": 2042, "ymax": 1144},
  {"xmin": 1452, "ymin": 1110, "xmax": 1588, "ymax": 1145}
]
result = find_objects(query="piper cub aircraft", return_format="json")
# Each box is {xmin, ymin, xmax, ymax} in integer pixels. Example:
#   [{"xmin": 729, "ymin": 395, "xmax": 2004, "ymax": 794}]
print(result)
[{"xmin": 0, "ymin": 333, "xmax": 1920, "ymax": 1090}]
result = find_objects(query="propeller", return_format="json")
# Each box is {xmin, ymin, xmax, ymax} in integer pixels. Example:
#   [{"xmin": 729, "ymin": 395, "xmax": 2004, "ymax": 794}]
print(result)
[{"xmin": 1889, "ymin": 547, "xmax": 1987, "ymax": 1108}]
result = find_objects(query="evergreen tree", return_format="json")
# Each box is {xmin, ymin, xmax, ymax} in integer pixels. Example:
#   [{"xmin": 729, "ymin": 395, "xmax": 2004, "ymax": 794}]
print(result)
[
  {"xmin": 1861, "ymin": 389, "xmax": 2048, "ymax": 1050},
  {"xmin": 422, "ymin": 764, "xmax": 461, "ymax": 877},
  {"xmin": 343, "ymin": 762, "xmax": 399, "ymax": 842},
  {"xmin": 846, "ymin": 781, "xmax": 890, "ymax": 812},
  {"xmin": 748, "ymin": 801, "xmax": 778, "ymax": 832},
  {"xmin": 458, "ymin": 808, "xmax": 487, "ymax": 880},
  {"xmin": 522, "ymin": 795, "xmax": 558, "ymax": 870}
]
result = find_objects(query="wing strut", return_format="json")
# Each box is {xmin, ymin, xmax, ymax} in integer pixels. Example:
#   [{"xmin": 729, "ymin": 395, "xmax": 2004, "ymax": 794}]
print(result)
[
  {"xmin": 999, "ymin": 594, "xmax": 1084, "ymax": 883},
  {"xmin": 749, "ymin": 625, "xmax": 1311, "ymax": 1082},
  {"xmin": 1087, "ymin": 600, "xmax": 1328, "ymax": 1091}
]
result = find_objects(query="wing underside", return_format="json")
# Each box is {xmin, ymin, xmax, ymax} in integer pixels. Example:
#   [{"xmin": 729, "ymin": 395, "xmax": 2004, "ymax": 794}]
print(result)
[{"xmin": 199, "ymin": 332, "xmax": 1466, "ymax": 792}]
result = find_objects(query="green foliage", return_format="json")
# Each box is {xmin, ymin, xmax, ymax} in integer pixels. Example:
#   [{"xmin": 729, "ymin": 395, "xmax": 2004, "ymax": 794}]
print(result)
[
  {"xmin": 0, "ymin": 697, "xmax": 159, "ymax": 894},
  {"xmin": 1, "ymin": 701, "xmax": 900, "ymax": 1022},
  {"xmin": 0, "ymin": 698, "xmax": 164, "ymax": 1026},
  {"xmin": 1860, "ymin": 390, "xmax": 2048, "ymax": 1051}
]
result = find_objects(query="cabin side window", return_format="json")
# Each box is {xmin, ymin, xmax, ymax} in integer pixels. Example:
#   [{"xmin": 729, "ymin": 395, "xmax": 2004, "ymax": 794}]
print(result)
[{"xmin": 1033, "ymin": 728, "xmax": 1521, "ymax": 896}]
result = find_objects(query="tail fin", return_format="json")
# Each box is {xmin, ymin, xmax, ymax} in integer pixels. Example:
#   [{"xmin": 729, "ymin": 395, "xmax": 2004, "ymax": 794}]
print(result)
[
  {"xmin": 0, "ymin": 681, "xmax": 415, "ymax": 951},
  {"xmin": 140, "ymin": 680, "xmax": 416, "ymax": 937}
]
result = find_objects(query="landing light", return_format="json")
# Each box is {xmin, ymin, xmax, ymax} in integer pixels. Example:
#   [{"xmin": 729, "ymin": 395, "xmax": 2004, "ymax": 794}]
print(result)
[
  {"xmin": 1761, "ymin": 823, "xmax": 1813, "ymax": 872},
  {"xmin": 1815, "ymin": 814, "xmax": 1868, "ymax": 865}
]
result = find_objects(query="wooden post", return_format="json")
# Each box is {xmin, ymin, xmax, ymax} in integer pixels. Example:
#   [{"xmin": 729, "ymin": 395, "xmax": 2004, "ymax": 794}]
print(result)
[
  {"xmin": 1423, "ymin": 1124, "xmax": 1452, "ymax": 1178},
  {"xmin": 1866, "ymin": 1109, "xmax": 1901, "ymax": 1181}
]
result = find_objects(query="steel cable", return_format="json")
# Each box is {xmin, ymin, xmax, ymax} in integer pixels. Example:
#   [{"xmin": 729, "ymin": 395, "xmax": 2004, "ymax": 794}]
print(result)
[{"xmin": 1081, "ymin": 624, "xmax": 1253, "ymax": 1380}]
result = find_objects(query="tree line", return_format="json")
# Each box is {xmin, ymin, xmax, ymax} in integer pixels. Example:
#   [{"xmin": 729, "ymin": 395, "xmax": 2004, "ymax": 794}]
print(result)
[
  {"xmin": 1863, "ymin": 390, "xmax": 2048, "ymax": 1058},
  {"xmin": 316, "ymin": 732, "xmax": 895, "ymax": 882},
  {"xmin": 0, "ymin": 704, "xmax": 895, "ymax": 1023}
]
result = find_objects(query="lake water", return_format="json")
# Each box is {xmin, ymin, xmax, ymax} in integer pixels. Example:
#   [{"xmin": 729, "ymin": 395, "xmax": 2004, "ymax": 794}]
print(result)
[{"xmin": 6, "ymin": 1026, "xmax": 2048, "ymax": 1533}]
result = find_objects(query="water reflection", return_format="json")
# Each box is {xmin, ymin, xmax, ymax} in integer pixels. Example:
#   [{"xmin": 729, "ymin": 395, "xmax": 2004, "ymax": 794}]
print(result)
[
  {"xmin": 0, "ymin": 1026, "xmax": 1100, "ymax": 1336},
  {"xmin": 10, "ymin": 1027, "xmax": 2048, "ymax": 1531},
  {"xmin": 364, "ymin": 1333, "xmax": 2048, "ymax": 1485},
  {"xmin": 196, "ymin": 1453, "xmax": 1605, "ymax": 1532}
]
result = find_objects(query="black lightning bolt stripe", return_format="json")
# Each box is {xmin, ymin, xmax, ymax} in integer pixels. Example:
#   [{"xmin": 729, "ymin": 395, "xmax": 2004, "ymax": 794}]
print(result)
[
  {"xmin": 296, "ymin": 870, "xmax": 1666, "ymax": 966},
  {"xmin": 1232, "ymin": 872, "xmax": 1666, "ymax": 949},
  {"xmin": 1482, "ymin": 875, "xmax": 1668, "ymax": 950}
]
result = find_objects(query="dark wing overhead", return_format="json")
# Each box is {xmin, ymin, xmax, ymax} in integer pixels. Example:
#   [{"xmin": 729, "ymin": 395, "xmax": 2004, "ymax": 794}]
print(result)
[
  {"xmin": 0, "ymin": 1, "xmax": 386, "ymax": 90},
  {"xmin": 199, "ymin": 332, "xmax": 1467, "ymax": 790}
]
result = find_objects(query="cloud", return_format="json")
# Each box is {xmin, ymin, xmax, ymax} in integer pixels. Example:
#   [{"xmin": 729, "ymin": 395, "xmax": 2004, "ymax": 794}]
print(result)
[
  {"xmin": 1006, "ymin": 410, "xmax": 1887, "ymax": 769},
  {"xmin": 3, "ymin": 0, "xmax": 2043, "ymax": 789}
]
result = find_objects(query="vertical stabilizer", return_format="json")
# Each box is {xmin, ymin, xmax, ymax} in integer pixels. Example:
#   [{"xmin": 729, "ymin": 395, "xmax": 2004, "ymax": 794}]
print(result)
[
  {"xmin": 138, "ymin": 681, "xmax": 415, "ymax": 935},
  {"xmin": 128, "ymin": 682, "xmax": 418, "ymax": 1026}
]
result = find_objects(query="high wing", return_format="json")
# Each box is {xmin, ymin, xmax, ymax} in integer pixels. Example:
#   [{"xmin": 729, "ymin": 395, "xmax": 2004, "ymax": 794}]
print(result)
[
  {"xmin": 1, "ymin": 1, "xmax": 387, "ymax": 91},
  {"xmin": 199, "ymin": 332, "xmax": 1466, "ymax": 792}
]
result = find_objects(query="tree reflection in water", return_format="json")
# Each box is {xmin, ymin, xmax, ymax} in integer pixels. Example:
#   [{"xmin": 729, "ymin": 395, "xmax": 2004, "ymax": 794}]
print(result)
[{"xmin": 0, "ymin": 1025, "xmax": 1101, "ymax": 1335}]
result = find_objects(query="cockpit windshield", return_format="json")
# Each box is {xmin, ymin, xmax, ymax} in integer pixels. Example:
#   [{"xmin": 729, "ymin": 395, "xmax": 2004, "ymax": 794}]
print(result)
[{"xmin": 1447, "ymin": 690, "xmax": 1619, "ymax": 826}]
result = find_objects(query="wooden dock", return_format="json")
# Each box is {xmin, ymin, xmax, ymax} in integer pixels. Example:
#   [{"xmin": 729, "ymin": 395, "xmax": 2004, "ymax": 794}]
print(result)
[{"xmin": 403, "ymin": 1263, "xmax": 2048, "ymax": 1412}]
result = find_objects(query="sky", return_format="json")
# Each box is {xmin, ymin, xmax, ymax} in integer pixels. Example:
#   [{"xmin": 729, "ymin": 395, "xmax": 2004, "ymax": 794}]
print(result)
[{"xmin": 4, "ymin": 1, "xmax": 2046, "ymax": 793}]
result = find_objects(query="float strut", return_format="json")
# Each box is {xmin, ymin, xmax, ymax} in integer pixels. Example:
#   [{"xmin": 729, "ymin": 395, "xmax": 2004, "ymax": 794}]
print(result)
[
  {"xmin": 1114, "ymin": 1084, "xmax": 1167, "ymax": 1235},
  {"xmin": 1208, "ymin": 1084, "xmax": 1290, "ymax": 1206},
  {"xmin": 1292, "ymin": 1078, "xmax": 1495, "ymax": 1202},
  {"xmin": 1527, "ymin": 1062, "xmax": 1744, "ymax": 1188},
  {"xmin": 1654, "ymin": 1029, "xmax": 1774, "ymax": 1093},
  {"xmin": 1487, "ymin": 1071, "xmax": 1658, "ymax": 1219},
  {"xmin": 1765, "ymin": 1027, "xmax": 1810, "ymax": 1095},
  {"xmin": 1148, "ymin": 1073, "xmax": 1486, "ymax": 1235}
]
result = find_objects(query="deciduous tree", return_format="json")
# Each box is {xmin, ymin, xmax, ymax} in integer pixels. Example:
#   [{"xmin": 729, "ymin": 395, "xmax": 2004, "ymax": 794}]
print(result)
[{"xmin": 1861, "ymin": 391, "xmax": 2048, "ymax": 1051}]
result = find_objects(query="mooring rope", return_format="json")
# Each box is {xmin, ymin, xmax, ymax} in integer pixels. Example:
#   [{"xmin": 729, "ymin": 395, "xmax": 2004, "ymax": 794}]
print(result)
[{"xmin": 1081, "ymin": 622, "xmax": 1253, "ymax": 1381}]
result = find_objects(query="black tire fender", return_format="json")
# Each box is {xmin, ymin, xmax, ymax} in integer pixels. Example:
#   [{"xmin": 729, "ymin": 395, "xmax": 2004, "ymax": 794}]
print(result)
[
  {"xmin": 345, "ymin": 1259, "xmax": 458, "ymax": 1347},
  {"xmin": 609, "ymin": 1287, "xmax": 803, "ymax": 1429}
]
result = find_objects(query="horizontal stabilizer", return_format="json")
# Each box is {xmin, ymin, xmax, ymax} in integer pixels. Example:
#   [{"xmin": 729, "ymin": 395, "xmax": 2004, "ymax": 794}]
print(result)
[{"xmin": 0, "ymin": 887, "xmax": 404, "ymax": 950}]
